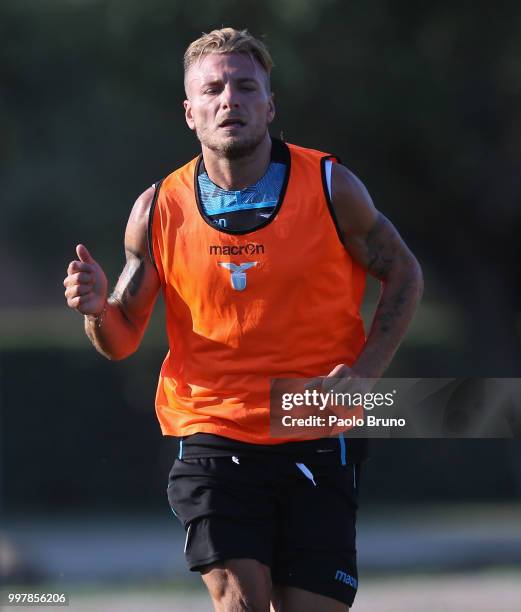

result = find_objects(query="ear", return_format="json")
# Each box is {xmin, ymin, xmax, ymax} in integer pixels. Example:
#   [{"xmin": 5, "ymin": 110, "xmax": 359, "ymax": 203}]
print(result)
[
  {"xmin": 267, "ymin": 92, "xmax": 275, "ymax": 124},
  {"xmin": 184, "ymin": 99, "xmax": 195, "ymax": 131}
]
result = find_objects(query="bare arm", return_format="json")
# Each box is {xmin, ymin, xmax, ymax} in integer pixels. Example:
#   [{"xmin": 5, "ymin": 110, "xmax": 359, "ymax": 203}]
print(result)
[
  {"xmin": 63, "ymin": 186, "xmax": 161, "ymax": 360},
  {"xmin": 330, "ymin": 163, "xmax": 424, "ymax": 379}
]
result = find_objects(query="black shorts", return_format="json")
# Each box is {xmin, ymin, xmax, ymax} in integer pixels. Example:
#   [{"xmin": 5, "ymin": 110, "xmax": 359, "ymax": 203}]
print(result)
[{"xmin": 167, "ymin": 446, "xmax": 361, "ymax": 607}]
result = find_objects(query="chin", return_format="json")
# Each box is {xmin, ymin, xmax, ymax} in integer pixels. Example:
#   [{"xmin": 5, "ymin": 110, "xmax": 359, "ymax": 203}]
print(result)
[
  {"xmin": 199, "ymin": 130, "xmax": 267, "ymax": 160},
  {"xmin": 220, "ymin": 138, "xmax": 257, "ymax": 160}
]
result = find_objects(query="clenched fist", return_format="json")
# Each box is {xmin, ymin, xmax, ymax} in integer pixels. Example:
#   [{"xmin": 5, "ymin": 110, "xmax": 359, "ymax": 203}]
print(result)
[{"xmin": 63, "ymin": 244, "xmax": 108, "ymax": 316}]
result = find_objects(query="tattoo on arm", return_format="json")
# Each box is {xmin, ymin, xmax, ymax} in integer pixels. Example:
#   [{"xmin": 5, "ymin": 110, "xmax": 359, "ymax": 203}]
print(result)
[
  {"xmin": 374, "ymin": 278, "xmax": 413, "ymax": 333},
  {"xmin": 110, "ymin": 249, "xmax": 145, "ymax": 309},
  {"xmin": 365, "ymin": 214, "xmax": 398, "ymax": 279},
  {"xmin": 362, "ymin": 214, "xmax": 420, "ymax": 336}
]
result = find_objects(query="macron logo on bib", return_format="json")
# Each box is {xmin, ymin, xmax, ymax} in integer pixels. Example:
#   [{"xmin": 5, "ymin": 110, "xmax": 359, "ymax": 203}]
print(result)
[
  {"xmin": 219, "ymin": 262, "xmax": 258, "ymax": 291},
  {"xmin": 210, "ymin": 243, "xmax": 264, "ymax": 256}
]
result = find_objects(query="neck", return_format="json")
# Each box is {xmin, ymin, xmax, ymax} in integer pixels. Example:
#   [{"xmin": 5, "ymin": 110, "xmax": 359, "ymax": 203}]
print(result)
[{"xmin": 202, "ymin": 134, "xmax": 272, "ymax": 190}]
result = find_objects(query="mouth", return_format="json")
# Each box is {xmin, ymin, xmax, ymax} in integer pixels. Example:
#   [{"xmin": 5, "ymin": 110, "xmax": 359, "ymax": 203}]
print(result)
[{"xmin": 219, "ymin": 118, "xmax": 246, "ymax": 128}]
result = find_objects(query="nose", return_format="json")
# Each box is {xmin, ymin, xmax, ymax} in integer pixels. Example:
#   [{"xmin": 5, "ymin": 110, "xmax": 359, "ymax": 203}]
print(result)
[{"xmin": 220, "ymin": 83, "xmax": 240, "ymax": 109}]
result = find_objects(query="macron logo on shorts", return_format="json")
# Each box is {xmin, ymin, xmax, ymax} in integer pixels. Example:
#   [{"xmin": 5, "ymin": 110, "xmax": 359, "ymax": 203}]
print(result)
[{"xmin": 334, "ymin": 570, "xmax": 358, "ymax": 589}]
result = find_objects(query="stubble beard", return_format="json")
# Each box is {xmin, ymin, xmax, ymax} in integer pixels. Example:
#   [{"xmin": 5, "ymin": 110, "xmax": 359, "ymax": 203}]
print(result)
[{"xmin": 196, "ymin": 125, "xmax": 268, "ymax": 160}]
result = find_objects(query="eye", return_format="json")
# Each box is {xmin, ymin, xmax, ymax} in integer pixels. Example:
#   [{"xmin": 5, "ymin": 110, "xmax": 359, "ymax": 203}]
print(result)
[{"xmin": 202, "ymin": 83, "xmax": 222, "ymax": 95}]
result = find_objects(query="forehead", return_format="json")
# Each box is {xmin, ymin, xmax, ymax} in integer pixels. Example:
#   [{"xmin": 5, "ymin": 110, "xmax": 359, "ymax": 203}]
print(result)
[{"xmin": 186, "ymin": 52, "xmax": 267, "ymax": 89}]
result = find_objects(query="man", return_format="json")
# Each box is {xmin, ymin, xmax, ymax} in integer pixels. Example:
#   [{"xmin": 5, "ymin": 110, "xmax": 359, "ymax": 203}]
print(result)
[{"xmin": 63, "ymin": 28, "xmax": 423, "ymax": 611}]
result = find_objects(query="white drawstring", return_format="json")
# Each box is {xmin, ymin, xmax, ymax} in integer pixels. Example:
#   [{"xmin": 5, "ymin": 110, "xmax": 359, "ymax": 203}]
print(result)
[
  {"xmin": 296, "ymin": 462, "xmax": 317, "ymax": 486},
  {"xmin": 184, "ymin": 524, "xmax": 192, "ymax": 553}
]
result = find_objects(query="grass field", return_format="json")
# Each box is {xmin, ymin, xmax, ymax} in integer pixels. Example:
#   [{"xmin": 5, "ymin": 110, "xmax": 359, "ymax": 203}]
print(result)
[{"xmin": 3, "ymin": 570, "xmax": 521, "ymax": 611}]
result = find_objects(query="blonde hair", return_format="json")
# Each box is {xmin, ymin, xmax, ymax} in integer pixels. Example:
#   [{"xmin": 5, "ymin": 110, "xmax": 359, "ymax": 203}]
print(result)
[{"xmin": 184, "ymin": 28, "xmax": 273, "ymax": 85}]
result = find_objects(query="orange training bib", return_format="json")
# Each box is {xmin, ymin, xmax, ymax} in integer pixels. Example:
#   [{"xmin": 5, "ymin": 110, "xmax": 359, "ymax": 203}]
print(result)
[{"xmin": 150, "ymin": 141, "xmax": 366, "ymax": 443}]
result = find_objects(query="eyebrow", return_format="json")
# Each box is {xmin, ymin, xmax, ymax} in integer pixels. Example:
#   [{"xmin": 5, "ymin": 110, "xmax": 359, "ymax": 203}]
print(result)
[
  {"xmin": 201, "ymin": 76, "xmax": 260, "ymax": 87},
  {"xmin": 200, "ymin": 79, "xmax": 221, "ymax": 88}
]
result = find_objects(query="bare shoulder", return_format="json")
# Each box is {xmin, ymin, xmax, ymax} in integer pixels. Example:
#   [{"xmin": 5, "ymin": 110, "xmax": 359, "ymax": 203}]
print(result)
[
  {"xmin": 330, "ymin": 164, "xmax": 415, "ymax": 280},
  {"xmin": 125, "ymin": 184, "xmax": 157, "ymax": 252},
  {"xmin": 110, "ymin": 184, "xmax": 160, "ymax": 311},
  {"xmin": 330, "ymin": 163, "xmax": 378, "ymax": 236},
  {"xmin": 127, "ymin": 185, "xmax": 156, "ymax": 231}
]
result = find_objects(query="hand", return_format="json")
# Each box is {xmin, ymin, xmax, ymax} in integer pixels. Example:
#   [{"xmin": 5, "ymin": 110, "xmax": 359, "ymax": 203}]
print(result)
[
  {"xmin": 305, "ymin": 363, "xmax": 376, "ymax": 396},
  {"xmin": 304, "ymin": 364, "xmax": 377, "ymax": 434},
  {"xmin": 63, "ymin": 244, "xmax": 108, "ymax": 316}
]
